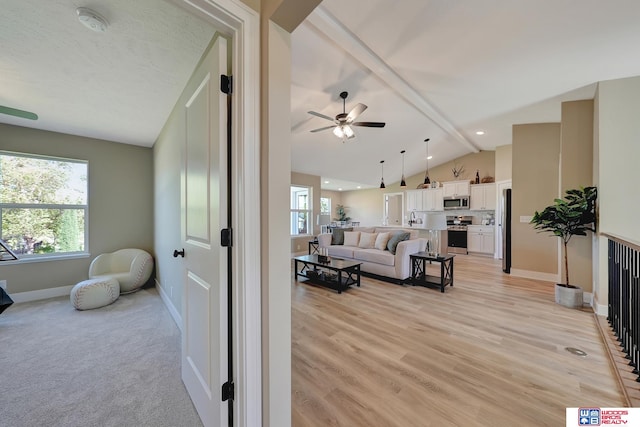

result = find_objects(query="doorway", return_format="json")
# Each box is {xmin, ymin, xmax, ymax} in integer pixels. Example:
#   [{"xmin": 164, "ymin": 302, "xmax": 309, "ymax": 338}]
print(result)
[{"xmin": 384, "ymin": 192, "xmax": 404, "ymax": 226}]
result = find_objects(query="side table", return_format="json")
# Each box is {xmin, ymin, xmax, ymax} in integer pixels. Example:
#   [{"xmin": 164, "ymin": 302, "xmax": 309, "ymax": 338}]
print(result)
[
  {"xmin": 409, "ymin": 252, "xmax": 455, "ymax": 293},
  {"xmin": 308, "ymin": 240, "xmax": 319, "ymax": 255}
]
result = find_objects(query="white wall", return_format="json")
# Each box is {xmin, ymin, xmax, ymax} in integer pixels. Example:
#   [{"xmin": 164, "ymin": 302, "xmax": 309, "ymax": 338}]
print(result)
[
  {"xmin": 593, "ymin": 75, "xmax": 640, "ymax": 312},
  {"xmin": 261, "ymin": 20, "xmax": 292, "ymax": 427}
]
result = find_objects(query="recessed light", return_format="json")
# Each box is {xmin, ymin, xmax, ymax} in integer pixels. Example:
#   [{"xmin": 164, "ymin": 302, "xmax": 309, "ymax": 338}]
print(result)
[
  {"xmin": 338, "ymin": 188, "xmax": 343, "ymax": 191},
  {"xmin": 324, "ymin": 180, "xmax": 329, "ymax": 184},
  {"xmin": 427, "ymin": 156, "xmax": 433, "ymax": 160},
  {"xmin": 357, "ymin": 186, "xmax": 361, "ymax": 189},
  {"xmin": 476, "ymin": 131, "xmax": 485, "ymax": 135}
]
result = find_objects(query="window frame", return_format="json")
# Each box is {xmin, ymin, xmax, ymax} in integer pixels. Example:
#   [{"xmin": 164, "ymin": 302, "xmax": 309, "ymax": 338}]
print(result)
[
  {"xmin": 0, "ymin": 150, "xmax": 89, "ymax": 262},
  {"xmin": 290, "ymin": 185, "xmax": 312, "ymax": 237},
  {"xmin": 320, "ymin": 197, "xmax": 331, "ymax": 216}
]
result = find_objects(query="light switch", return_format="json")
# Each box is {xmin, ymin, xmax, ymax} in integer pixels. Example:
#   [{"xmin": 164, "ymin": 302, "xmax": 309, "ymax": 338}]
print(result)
[{"xmin": 520, "ymin": 215, "xmax": 533, "ymax": 223}]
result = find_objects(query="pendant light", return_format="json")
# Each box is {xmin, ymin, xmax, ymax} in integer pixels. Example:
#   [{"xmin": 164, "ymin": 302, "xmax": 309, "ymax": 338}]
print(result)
[
  {"xmin": 423, "ymin": 138, "xmax": 431, "ymax": 185},
  {"xmin": 400, "ymin": 150, "xmax": 407, "ymax": 188},
  {"xmin": 379, "ymin": 160, "xmax": 386, "ymax": 189}
]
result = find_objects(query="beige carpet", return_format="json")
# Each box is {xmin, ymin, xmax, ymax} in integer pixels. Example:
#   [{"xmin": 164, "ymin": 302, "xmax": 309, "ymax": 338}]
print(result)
[{"xmin": 0, "ymin": 287, "xmax": 203, "ymax": 427}]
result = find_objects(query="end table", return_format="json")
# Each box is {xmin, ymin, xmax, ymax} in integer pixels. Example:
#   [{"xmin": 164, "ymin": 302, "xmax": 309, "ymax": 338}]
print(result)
[{"xmin": 409, "ymin": 252, "xmax": 455, "ymax": 293}]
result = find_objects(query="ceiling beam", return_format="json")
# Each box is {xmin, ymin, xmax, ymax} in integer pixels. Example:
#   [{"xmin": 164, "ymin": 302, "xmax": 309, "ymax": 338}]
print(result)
[{"xmin": 305, "ymin": 5, "xmax": 479, "ymax": 153}]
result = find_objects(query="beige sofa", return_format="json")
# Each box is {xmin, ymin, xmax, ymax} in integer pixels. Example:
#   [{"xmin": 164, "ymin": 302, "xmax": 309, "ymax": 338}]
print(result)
[{"xmin": 317, "ymin": 227, "xmax": 427, "ymax": 281}]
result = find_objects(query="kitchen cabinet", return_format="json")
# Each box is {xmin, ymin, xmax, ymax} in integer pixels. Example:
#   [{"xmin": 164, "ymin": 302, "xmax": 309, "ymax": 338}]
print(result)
[
  {"xmin": 443, "ymin": 180, "xmax": 470, "ymax": 197},
  {"xmin": 467, "ymin": 225, "xmax": 495, "ymax": 255},
  {"xmin": 406, "ymin": 190, "xmax": 423, "ymax": 212},
  {"xmin": 422, "ymin": 188, "xmax": 444, "ymax": 211},
  {"xmin": 470, "ymin": 183, "xmax": 496, "ymax": 210}
]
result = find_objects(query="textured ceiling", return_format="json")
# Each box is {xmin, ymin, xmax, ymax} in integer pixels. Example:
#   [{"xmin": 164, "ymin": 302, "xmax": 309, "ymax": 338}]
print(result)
[
  {"xmin": 2, "ymin": 0, "xmax": 640, "ymax": 192},
  {"xmin": 0, "ymin": 0, "xmax": 215, "ymax": 146},
  {"xmin": 291, "ymin": 0, "xmax": 640, "ymax": 190}
]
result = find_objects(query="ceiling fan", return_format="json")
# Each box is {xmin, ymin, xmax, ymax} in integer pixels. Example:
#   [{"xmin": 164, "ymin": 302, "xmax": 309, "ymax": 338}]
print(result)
[
  {"xmin": 308, "ymin": 91, "xmax": 385, "ymax": 140},
  {"xmin": 0, "ymin": 105, "xmax": 38, "ymax": 120}
]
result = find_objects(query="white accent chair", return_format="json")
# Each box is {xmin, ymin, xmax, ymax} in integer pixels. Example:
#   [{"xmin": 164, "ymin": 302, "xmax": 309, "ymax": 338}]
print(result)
[{"xmin": 89, "ymin": 248, "xmax": 154, "ymax": 294}]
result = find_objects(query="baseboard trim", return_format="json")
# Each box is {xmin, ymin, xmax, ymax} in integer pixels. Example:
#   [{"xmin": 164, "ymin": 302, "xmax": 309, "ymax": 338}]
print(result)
[
  {"xmin": 510, "ymin": 268, "xmax": 559, "ymax": 283},
  {"xmin": 156, "ymin": 279, "xmax": 182, "ymax": 332},
  {"xmin": 10, "ymin": 285, "xmax": 74, "ymax": 303},
  {"xmin": 593, "ymin": 294, "xmax": 608, "ymax": 316}
]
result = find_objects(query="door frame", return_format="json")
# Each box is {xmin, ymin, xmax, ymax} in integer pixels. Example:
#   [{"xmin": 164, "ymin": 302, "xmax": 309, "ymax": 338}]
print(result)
[{"xmin": 175, "ymin": 1, "xmax": 261, "ymax": 426}]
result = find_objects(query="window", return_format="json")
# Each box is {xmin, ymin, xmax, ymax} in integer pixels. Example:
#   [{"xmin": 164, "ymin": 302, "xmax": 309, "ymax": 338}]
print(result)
[
  {"xmin": 0, "ymin": 151, "xmax": 88, "ymax": 258},
  {"xmin": 320, "ymin": 197, "xmax": 331, "ymax": 215},
  {"xmin": 290, "ymin": 185, "xmax": 311, "ymax": 236}
]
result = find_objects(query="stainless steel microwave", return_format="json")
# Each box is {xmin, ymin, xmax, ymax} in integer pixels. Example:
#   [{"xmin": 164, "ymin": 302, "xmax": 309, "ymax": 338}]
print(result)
[{"xmin": 443, "ymin": 196, "xmax": 470, "ymax": 210}]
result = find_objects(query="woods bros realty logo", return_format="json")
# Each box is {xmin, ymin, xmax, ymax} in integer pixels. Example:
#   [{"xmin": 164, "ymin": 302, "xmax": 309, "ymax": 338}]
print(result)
[{"xmin": 566, "ymin": 408, "xmax": 639, "ymax": 425}]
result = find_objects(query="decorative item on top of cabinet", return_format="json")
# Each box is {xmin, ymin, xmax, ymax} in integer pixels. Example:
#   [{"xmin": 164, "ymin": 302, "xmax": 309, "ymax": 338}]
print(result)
[{"xmin": 470, "ymin": 183, "xmax": 496, "ymax": 211}]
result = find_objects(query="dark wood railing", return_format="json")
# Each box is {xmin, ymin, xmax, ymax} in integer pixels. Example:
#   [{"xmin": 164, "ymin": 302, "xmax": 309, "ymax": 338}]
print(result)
[{"xmin": 604, "ymin": 233, "xmax": 640, "ymax": 380}]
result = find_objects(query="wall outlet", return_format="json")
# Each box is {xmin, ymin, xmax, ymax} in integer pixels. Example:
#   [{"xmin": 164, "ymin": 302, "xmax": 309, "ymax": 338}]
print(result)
[{"xmin": 0, "ymin": 280, "xmax": 6, "ymax": 290}]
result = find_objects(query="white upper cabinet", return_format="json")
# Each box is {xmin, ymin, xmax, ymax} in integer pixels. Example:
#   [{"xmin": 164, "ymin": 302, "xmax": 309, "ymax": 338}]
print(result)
[
  {"xmin": 443, "ymin": 180, "xmax": 470, "ymax": 197},
  {"xmin": 406, "ymin": 190, "xmax": 423, "ymax": 212},
  {"xmin": 422, "ymin": 188, "xmax": 444, "ymax": 211},
  {"xmin": 470, "ymin": 183, "xmax": 496, "ymax": 210}
]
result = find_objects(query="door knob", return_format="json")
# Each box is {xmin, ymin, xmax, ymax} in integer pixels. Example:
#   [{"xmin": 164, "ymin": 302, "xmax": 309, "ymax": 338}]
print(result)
[{"xmin": 173, "ymin": 249, "xmax": 185, "ymax": 258}]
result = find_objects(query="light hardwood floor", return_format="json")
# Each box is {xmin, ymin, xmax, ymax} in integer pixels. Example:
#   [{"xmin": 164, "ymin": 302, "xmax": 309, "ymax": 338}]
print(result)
[{"xmin": 291, "ymin": 255, "xmax": 625, "ymax": 427}]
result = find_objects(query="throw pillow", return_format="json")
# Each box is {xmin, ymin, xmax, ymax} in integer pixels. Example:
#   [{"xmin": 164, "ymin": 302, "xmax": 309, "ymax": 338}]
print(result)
[
  {"xmin": 343, "ymin": 231, "xmax": 361, "ymax": 247},
  {"xmin": 387, "ymin": 231, "xmax": 410, "ymax": 255},
  {"xmin": 358, "ymin": 232, "xmax": 378, "ymax": 249},
  {"xmin": 374, "ymin": 232, "xmax": 391, "ymax": 251},
  {"xmin": 331, "ymin": 227, "xmax": 352, "ymax": 245}
]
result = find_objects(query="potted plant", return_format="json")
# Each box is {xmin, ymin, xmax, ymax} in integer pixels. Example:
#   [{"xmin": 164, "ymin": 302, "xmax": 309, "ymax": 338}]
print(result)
[
  {"xmin": 334, "ymin": 204, "xmax": 351, "ymax": 225},
  {"xmin": 530, "ymin": 186, "xmax": 597, "ymax": 309}
]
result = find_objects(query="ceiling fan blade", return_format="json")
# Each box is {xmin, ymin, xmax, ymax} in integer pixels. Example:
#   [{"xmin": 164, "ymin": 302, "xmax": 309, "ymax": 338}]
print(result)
[
  {"xmin": 352, "ymin": 121, "xmax": 386, "ymax": 128},
  {"xmin": 346, "ymin": 103, "xmax": 367, "ymax": 123},
  {"xmin": 310, "ymin": 125, "xmax": 336, "ymax": 133},
  {"xmin": 308, "ymin": 111, "xmax": 335, "ymax": 122},
  {"xmin": 0, "ymin": 105, "xmax": 38, "ymax": 120}
]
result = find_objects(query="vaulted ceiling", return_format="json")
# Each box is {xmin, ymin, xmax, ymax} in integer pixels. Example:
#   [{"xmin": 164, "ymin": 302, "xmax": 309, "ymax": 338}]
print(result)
[
  {"xmin": 291, "ymin": 0, "xmax": 640, "ymax": 190},
  {"xmin": 2, "ymin": 1, "xmax": 640, "ymax": 193}
]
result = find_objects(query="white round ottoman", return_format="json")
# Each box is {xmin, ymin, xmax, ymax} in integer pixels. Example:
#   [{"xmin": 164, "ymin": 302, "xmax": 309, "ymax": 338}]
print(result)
[{"xmin": 70, "ymin": 278, "xmax": 120, "ymax": 310}]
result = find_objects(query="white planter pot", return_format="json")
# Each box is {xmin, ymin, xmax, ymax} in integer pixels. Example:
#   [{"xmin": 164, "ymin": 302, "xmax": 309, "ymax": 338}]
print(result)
[{"xmin": 555, "ymin": 284, "xmax": 583, "ymax": 309}]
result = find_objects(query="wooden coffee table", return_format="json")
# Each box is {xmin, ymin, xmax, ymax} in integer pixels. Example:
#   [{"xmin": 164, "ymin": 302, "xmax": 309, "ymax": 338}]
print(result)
[{"xmin": 294, "ymin": 254, "xmax": 361, "ymax": 293}]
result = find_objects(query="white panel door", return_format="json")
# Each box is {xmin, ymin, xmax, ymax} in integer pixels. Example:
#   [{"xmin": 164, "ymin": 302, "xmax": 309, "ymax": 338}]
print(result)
[{"xmin": 181, "ymin": 36, "xmax": 229, "ymax": 427}]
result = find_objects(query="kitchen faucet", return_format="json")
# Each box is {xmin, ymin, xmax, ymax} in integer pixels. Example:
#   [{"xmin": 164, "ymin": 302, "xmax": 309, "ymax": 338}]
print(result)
[{"xmin": 409, "ymin": 211, "xmax": 416, "ymax": 226}]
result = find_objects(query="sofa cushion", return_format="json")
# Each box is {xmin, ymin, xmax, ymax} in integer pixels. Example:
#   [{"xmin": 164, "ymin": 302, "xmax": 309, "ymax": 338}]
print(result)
[
  {"xmin": 354, "ymin": 248, "xmax": 395, "ymax": 266},
  {"xmin": 343, "ymin": 231, "xmax": 360, "ymax": 246},
  {"xmin": 331, "ymin": 227, "xmax": 352, "ymax": 245},
  {"xmin": 358, "ymin": 232, "xmax": 377, "ymax": 249},
  {"xmin": 387, "ymin": 231, "xmax": 410, "ymax": 255},
  {"xmin": 374, "ymin": 232, "xmax": 391, "ymax": 250},
  {"xmin": 328, "ymin": 245, "xmax": 356, "ymax": 258},
  {"xmin": 375, "ymin": 228, "xmax": 419, "ymax": 240}
]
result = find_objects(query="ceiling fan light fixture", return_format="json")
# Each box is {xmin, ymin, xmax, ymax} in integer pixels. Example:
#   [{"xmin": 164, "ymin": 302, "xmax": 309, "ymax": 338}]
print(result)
[
  {"xmin": 77, "ymin": 7, "xmax": 109, "ymax": 33},
  {"xmin": 343, "ymin": 125, "xmax": 354, "ymax": 138},
  {"xmin": 333, "ymin": 126, "xmax": 344, "ymax": 138}
]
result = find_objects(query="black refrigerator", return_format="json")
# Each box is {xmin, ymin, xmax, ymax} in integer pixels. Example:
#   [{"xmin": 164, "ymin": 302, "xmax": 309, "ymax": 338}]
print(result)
[{"xmin": 501, "ymin": 188, "xmax": 512, "ymax": 273}]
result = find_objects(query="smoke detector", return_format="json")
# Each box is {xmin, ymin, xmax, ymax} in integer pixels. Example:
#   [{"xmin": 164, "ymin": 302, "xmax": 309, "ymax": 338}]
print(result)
[{"xmin": 76, "ymin": 7, "xmax": 109, "ymax": 33}]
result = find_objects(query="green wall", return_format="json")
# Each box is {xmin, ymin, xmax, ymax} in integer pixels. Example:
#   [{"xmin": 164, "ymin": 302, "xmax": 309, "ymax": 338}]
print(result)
[{"xmin": 0, "ymin": 124, "xmax": 154, "ymax": 294}]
